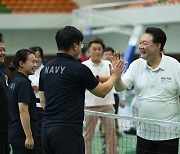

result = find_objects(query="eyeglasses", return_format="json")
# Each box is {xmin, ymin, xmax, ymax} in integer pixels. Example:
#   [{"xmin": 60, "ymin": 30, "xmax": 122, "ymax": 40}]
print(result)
[{"xmin": 81, "ymin": 43, "xmax": 84, "ymax": 49}]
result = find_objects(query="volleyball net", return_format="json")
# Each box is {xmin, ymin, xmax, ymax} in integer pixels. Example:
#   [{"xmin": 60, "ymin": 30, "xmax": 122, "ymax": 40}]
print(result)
[{"xmin": 84, "ymin": 110, "xmax": 180, "ymax": 154}]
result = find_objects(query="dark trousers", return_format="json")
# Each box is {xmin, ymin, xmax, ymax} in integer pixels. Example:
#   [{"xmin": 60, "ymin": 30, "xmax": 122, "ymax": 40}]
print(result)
[
  {"xmin": 136, "ymin": 136, "xmax": 179, "ymax": 154},
  {"xmin": 0, "ymin": 133, "xmax": 9, "ymax": 154},
  {"xmin": 37, "ymin": 107, "xmax": 43, "ymax": 154},
  {"xmin": 113, "ymin": 93, "xmax": 119, "ymax": 114},
  {"xmin": 9, "ymin": 137, "xmax": 37, "ymax": 154},
  {"xmin": 113, "ymin": 94, "xmax": 119, "ymax": 130},
  {"xmin": 42, "ymin": 125, "xmax": 85, "ymax": 154}
]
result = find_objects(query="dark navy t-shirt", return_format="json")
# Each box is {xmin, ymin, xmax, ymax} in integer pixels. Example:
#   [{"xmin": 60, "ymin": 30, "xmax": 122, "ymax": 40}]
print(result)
[
  {"xmin": 39, "ymin": 53, "xmax": 99, "ymax": 128},
  {"xmin": 0, "ymin": 67, "xmax": 9, "ymax": 133},
  {"xmin": 8, "ymin": 72, "xmax": 37, "ymax": 137}
]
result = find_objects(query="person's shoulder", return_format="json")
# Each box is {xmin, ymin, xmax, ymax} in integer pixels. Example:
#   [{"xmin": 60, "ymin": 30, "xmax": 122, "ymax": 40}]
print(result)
[
  {"xmin": 163, "ymin": 55, "xmax": 179, "ymax": 64},
  {"xmin": 18, "ymin": 77, "xmax": 29, "ymax": 84},
  {"xmin": 101, "ymin": 59, "xmax": 111, "ymax": 65},
  {"xmin": 130, "ymin": 58, "xmax": 146, "ymax": 66},
  {"xmin": 44, "ymin": 59, "xmax": 56, "ymax": 66},
  {"xmin": 11, "ymin": 75, "xmax": 29, "ymax": 88},
  {"xmin": 78, "ymin": 61, "xmax": 93, "ymax": 74},
  {"xmin": 82, "ymin": 59, "xmax": 91, "ymax": 68},
  {"xmin": 82, "ymin": 59, "xmax": 90, "ymax": 65}
]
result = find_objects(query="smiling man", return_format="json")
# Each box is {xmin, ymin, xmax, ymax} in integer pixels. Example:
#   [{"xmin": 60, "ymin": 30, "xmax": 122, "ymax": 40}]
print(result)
[
  {"xmin": 115, "ymin": 27, "xmax": 180, "ymax": 154},
  {"xmin": 0, "ymin": 33, "xmax": 9, "ymax": 154},
  {"xmin": 83, "ymin": 39, "xmax": 118, "ymax": 154}
]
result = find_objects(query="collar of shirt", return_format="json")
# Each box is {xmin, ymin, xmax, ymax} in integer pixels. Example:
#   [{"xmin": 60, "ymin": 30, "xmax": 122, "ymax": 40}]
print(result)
[
  {"xmin": 145, "ymin": 54, "xmax": 166, "ymax": 72},
  {"xmin": 56, "ymin": 53, "xmax": 78, "ymax": 62},
  {"xmin": 17, "ymin": 72, "xmax": 31, "ymax": 83},
  {"xmin": 89, "ymin": 58, "xmax": 103, "ymax": 66}
]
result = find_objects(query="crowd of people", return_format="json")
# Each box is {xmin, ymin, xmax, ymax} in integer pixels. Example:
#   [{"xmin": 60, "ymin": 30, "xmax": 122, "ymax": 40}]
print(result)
[{"xmin": 0, "ymin": 26, "xmax": 179, "ymax": 154}]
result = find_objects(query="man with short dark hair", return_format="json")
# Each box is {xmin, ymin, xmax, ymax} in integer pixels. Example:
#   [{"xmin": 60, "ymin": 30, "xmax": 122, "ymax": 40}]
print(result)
[
  {"xmin": 83, "ymin": 40, "xmax": 119, "ymax": 154},
  {"xmin": 39, "ymin": 26, "xmax": 126, "ymax": 154},
  {"xmin": 115, "ymin": 27, "xmax": 180, "ymax": 154},
  {"xmin": 0, "ymin": 33, "xmax": 9, "ymax": 154}
]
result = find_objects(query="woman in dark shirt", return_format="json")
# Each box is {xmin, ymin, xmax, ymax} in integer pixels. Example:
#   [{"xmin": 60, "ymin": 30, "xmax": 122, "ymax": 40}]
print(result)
[{"xmin": 8, "ymin": 49, "xmax": 38, "ymax": 154}]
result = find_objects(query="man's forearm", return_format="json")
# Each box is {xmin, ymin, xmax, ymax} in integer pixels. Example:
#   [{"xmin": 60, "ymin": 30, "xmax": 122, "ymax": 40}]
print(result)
[
  {"xmin": 90, "ymin": 74, "xmax": 118, "ymax": 98},
  {"xmin": 98, "ymin": 75, "xmax": 109, "ymax": 83},
  {"xmin": 115, "ymin": 77, "xmax": 127, "ymax": 92},
  {"xmin": 101, "ymin": 74, "xmax": 118, "ymax": 95}
]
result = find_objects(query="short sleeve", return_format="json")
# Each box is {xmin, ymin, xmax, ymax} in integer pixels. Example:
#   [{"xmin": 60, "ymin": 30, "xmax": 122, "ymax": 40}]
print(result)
[
  {"xmin": 18, "ymin": 81, "xmax": 31, "ymax": 104},
  {"xmin": 122, "ymin": 60, "xmax": 136, "ymax": 89},
  {"xmin": 175, "ymin": 61, "xmax": 180, "ymax": 95},
  {"xmin": 78, "ymin": 64, "xmax": 99, "ymax": 90},
  {"xmin": 39, "ymin": 68, "xmax": 44, "ymax": 91}
]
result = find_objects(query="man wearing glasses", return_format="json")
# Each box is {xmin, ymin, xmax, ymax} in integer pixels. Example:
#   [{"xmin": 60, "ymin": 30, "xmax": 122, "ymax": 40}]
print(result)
[{"xmin": 39, "ymin": 26, "xmax": 126, "ymax": 154}]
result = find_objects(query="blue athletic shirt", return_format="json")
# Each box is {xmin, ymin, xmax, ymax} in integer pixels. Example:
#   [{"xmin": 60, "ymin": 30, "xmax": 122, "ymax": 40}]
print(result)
[
  {"xmin": 8, "ymin": 72, "xmax": 37, "ymax": 137},
  {"xmin": 39, "ymin": 53, "xmax": 99, "ymax": 128}
]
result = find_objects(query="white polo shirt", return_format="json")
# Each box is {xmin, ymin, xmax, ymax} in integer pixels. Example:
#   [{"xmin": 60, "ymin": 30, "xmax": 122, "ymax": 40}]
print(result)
[
  {"xmin": 82, "ymin": 59, "xmax": 115, "ymax": 107},
  {"xmin": 29, "ymin": 64, "xmax": 44, "ymax": 107},
  {"xmin": 122, "ymin": 54, "xmax": 180, "ymax": 140}
]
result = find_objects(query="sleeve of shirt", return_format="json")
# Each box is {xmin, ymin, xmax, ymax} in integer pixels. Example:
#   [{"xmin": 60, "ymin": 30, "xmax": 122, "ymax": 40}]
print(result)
[
  {"xmin": 79, "ymin": 64, "xmax": 99, "ymax": 91},
  {"xmin": 176, "ymin": 61, "xmax": 180, "ymax": 95},
  {"xmin": 122, "ymin": 60, "xmax": 136, "ymax": 89},
  {"xmin": 18, "ymin": 80, "xmax": 31, "ymax": 104},
  {"xmin": 39, "ymin": 68, "xmax": 44, "ymax": 91}
]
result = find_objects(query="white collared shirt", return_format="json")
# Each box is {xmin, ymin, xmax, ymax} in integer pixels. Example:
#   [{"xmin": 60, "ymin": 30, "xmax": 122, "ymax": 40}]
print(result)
[
  {"xmin": 29, "ymin": 64, "xmax": 44, "ymax": 99},
  {"xmin": 82, "ymin": 59, "xmax": 115, "ymax": 107},
  {"xmin": 122, "ymin": 54, "xmax": 180, "ymax": 140}
]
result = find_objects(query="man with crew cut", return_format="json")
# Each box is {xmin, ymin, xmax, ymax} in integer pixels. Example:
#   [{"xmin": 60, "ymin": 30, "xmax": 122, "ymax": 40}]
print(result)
[{"xmin": 39, "ymin": 26, "xmax": 126, "ymax": 154}]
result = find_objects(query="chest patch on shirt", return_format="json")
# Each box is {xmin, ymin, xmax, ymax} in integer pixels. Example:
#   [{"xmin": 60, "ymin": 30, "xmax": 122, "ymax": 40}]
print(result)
[{"xmin": 161, "ymin": 77, "xmax": 172, "ymax": 84}]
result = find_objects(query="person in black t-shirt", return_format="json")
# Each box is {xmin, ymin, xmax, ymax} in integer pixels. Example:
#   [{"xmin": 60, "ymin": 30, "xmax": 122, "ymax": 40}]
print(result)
[
  {"xmin": 39, "ymin": 26, "xmax": 127, "ymax": 154},
  {"xmin": 0, "ymin": 33, "xmax": 10, "ymax": 154},
  {"xmin": 8, "ymin": 49, "xmax": 38, "ymax": 154}
]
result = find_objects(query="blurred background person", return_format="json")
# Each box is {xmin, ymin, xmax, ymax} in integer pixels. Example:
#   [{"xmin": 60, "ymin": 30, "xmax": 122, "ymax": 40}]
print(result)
[
  {"xmin": 78, "ymin": 46, "xmax": 89, "ymax": 63},
  {"xmin": 83, "ymin": 39, "xmax": 118, "ymax": 154},
  {"xmin": 103, "ymin": 47, "xmax": 126, "ymax": 136},
  {"xmin": 124, "ymin": 89, "xmax": 138, "ymax": 135},
  {"xmin": 29, "ymin": 46, "xmax": 44, "ymax": 154}
]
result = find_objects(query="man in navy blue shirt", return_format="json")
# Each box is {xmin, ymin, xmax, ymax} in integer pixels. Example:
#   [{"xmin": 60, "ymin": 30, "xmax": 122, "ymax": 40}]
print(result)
[
  {"xmin": 39, "ymin": 26, "xmax": 127, "ymax": 154},
  {"xmin": 0, "ymin": 33, "xmax": 9, "ymax": 154}
]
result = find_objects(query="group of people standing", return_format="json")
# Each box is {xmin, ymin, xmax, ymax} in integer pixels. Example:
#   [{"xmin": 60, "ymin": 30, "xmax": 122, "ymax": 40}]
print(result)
[
  {"xmin": 0, "ymin": 25, "xmax": 179, "ymax": 154},
  {"xmin": 0, "ymin": 33, "xmax": 44, "ymax": 154}
]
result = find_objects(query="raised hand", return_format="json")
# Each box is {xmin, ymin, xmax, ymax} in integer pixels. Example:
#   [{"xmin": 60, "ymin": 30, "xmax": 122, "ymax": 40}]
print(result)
[
  {"xmin": 112, "ymin": 52, "xmax": 123, "ymax": 68},
  {"xmin": 111, "ymin": 52, "xmax": 128, "ymax": 78}
]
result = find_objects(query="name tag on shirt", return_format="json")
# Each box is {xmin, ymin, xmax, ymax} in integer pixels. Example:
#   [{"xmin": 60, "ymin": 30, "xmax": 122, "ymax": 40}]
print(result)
[{"xmin": 161, "ymin": 77, "xmax": 172, "ymax": 84}]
